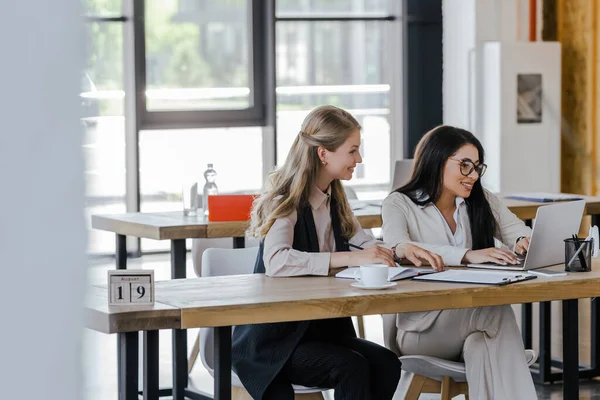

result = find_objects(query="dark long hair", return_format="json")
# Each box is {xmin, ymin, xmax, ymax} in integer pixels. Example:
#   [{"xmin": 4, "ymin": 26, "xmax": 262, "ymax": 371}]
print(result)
[{"xmin": 395, "ymin": 125, "xmax": 497, "ymax": 250}]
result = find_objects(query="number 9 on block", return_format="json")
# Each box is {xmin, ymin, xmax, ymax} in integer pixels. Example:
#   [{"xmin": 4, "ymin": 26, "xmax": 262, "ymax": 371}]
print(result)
[{"xmin": 108, "ymin": 270, "xmax": 154, "ymax": 306}]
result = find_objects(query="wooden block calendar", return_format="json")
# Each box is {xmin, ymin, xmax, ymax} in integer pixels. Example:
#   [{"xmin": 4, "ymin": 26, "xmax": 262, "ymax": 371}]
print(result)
[{"xmin": 108, "ymin": 270, "xmax": 154, "ymax": 306}]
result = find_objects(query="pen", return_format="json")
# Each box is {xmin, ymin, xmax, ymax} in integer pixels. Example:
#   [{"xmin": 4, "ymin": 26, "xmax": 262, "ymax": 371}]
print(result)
[{"xmin": 346, "ymin": 243, "xmax": 364, "ymax": 250}]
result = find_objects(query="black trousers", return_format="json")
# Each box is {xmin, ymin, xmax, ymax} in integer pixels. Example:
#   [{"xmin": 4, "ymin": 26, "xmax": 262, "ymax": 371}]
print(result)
[{"xmin": 263, "ymin": 336, "xmax": 401, "ymax": 400}]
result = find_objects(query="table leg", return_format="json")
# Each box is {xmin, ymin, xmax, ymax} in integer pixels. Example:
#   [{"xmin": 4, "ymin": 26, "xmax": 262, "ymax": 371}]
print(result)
[
  {"xmin": 171, "ymin": 239, "xmax": 187, "ymax": 279},
  {"xmin": 562, "ymin": 299, "xmax": 579, "ymax": 399},
  {"xmin": 171, "ymin": 239, "xmax": 188, "ymax": 399},
  {"xmin": 116, "ymin": 234, "xmax": 127, "ymax": 269},
  {"xmin": 116, "ymin": 234, "xmax": 128, "ymax": 398},
  {"xmin": 173, "ymin": 329, "xmax": 188, "ymax": 400},
  {"xmin": 214, "ymin": 326, "xmax": 232, "ymax": 400},
  {"xmin": 144, "ymin": 330, "xmax": 159, "ymax": 400},
  {"xmin": 539, "ymin": 301, "xmax": 552, "ymax": 382},
  {"xmin": 592, "ymin": 299, "xmax": 600, "ymax": 373},
  {"xmin": 233, "ymin": 237, "xmax": 245, "ymax": 249},
  {"xmin": 118, "ymin": 332, "xmax": 139, "ymax": 400},
  {"xmin": 521, "ymin": 303, "xmax": 532, "ymax": 349},
  {"xmin": 521, "ymin": 220, "xmax": 533, "ymax": 350}
]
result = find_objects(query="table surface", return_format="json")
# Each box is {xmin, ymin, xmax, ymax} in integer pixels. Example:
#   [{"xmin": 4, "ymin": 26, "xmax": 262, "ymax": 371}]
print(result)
[
  {"xmin": 91, "ymin": 194, "xmax": 600, "ymax": 240},
  {"xmin": 86, "ymin": 262, "xmax": 600, "ymax": 334}
]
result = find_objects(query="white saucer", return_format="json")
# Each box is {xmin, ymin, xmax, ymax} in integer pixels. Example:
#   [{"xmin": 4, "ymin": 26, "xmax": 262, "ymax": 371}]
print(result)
[{"xmin": 351, "ymin": 282, "xmax": 397, "ymax": 290}]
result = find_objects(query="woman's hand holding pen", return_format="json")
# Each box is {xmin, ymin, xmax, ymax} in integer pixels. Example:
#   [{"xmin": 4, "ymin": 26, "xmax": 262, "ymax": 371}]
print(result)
[
  {"xmin": 335, "ymin": 242, "xmax": 444, "ymax": 269},
  {"xmin": 330, "ymin": 245, "xmax": 395, "ymax": 267},
  {"xmin": 396, "ymin": 244, "xmax": 445, "ymax": 271},
  {"xmin": 352, "ymin": 246, "xmax": 396, "ymax": 266}
]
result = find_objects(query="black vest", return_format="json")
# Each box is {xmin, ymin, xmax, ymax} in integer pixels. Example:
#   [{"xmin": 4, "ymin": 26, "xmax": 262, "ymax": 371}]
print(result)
[{"xmin": 231, "ymin": 197, "xmax": 356, "ymax": 399}]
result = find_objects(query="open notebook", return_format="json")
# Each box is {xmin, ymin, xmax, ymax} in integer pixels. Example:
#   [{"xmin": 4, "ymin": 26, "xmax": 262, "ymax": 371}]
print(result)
[{"xmin": 335, "ymin": 266, "xmax": 437, "ymax": 282}]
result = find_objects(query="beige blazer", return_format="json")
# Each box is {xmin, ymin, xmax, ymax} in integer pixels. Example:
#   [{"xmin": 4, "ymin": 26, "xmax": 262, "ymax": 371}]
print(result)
[{"xmin": 381, "ymin": 189, "xmax": 532, "ymax": 332}]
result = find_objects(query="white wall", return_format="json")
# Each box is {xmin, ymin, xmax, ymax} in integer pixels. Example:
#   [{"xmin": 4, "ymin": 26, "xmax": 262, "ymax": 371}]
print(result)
[
  {"xmin": 481, "ymin": 42, "xmax": 561, "ymax": 193},
  {"xmin": 0, "ymin": 1, "xmax": 85, "ymax": 399}
]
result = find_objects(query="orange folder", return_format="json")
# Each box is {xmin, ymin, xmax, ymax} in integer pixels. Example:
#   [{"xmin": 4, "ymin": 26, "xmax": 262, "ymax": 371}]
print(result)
[{"xmin": 207, "ymin": 194, "xmax": 258, "ymax": 222}]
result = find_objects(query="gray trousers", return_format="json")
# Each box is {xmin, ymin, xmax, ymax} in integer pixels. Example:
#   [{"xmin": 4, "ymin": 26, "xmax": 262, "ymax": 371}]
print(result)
[{"xmin": 396, "ymin": 305, "xmax": 537, "ymax": 400}]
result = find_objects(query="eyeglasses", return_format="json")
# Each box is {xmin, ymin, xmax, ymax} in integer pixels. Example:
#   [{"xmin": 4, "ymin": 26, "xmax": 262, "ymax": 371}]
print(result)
[{"xmin": 449, "ymin": 158, "xmax": 487, "ymax": 178}]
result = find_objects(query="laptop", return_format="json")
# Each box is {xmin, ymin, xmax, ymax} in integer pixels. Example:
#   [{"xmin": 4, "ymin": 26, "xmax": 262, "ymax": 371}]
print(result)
[
  {"xmin": 391, "ymin": 159, "xmax": 414, "ymax": 191},
  {"xmin": 467, "ymin": 199, "xmax": 586, "ymax": 271}
]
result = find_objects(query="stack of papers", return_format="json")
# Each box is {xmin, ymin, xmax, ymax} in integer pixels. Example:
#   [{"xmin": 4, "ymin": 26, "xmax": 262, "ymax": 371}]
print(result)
[{"xmin": 505, "ymin": 193, "xmax": 584, "ymax": 203}]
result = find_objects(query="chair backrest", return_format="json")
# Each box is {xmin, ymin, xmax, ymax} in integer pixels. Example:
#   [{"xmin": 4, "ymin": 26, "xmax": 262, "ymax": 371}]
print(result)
[
  {"xmin": 391, "ymin": 159, "xmax": 414, "ymax": 191},
  {"xmin": 382, "ymin": 314, "xmax": 401, "ymax": 356},
  {"xmin": 201, "ymin": 247, "xmax": 259, "ymax": 277},
  {"xmin": 200, "ymin": 247, "xmax": 259, "ymax": 374},
  {"xmin": 191, "ymin": 238, "xmax": 234, "ymax": 278},
  {"xmin": 192, "ymin": 237, "xmax": 261, "ymax": 278},
  {"xmin": 343, "ymin": 185, "xmax": 358, "ymax": 200}
]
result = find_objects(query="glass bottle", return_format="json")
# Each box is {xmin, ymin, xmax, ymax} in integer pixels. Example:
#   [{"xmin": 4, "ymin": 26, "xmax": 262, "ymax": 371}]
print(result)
[{"xmin": 202, "ymin": 163, "xmax": 218, "ymax": 215}]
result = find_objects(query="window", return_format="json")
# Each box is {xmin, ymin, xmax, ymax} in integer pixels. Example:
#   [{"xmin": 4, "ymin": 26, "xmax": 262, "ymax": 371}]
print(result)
[
  {"xmin": 83, "ymin": 2, "xmax": 126, "ymax": 254},
  {"xmin": 275, "ymin": 2, "xmax": 397, "ymax": 191},
  {"xmin": 139, "ymin": 127, "xmax": 263, "ymax": 251},
  {"xmin": 82, "ymin": 0, "xmax": 403, "ymax": 256},
  {"xmin": 140, "ymin": 0, "xmax": 265, "ymax": 128}
]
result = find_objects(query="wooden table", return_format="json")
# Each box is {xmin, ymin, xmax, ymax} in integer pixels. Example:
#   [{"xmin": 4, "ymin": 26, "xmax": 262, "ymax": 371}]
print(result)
[
  {"xmin": 90, "ymin": 194, "xmax": 600, "ymax": 397},
  {"xmin": 92, "ymin": 195, "xmax": 600, "ymax": 251},
  {"xmin": 90, "ymin": 194, "xmax": 600, "ymax": 282},
  {"xmin": 86, "ymin": 264, "xmax": 600, "ymax": 400}
]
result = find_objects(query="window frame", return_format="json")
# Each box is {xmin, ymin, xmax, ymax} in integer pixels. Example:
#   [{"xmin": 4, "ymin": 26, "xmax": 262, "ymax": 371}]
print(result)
[{"xmin": 133, "ymin": 0, "xmax": 267, "ymax": 130}]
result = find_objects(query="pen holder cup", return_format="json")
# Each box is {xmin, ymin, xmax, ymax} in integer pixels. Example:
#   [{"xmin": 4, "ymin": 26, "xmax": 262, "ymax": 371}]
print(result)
[{"xmin": 564, "ymin": 238, "xmax": 593, "ymax": 272}]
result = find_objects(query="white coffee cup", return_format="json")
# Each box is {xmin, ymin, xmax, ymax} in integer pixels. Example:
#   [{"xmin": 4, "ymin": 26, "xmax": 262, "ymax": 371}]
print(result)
[{"xmin": 354, "ymin": 264, "xmax": 389, "ymax": 287}]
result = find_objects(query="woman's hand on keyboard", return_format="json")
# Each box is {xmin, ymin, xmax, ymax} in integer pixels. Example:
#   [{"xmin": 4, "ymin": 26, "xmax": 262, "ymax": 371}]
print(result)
[{"xmin": 462, "ymin": 248, "xmax": 520, "ymax": 265}]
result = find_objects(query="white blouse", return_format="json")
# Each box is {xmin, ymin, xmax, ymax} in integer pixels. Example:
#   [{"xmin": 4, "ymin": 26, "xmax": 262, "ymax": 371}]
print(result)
[
  {"xmin": 381, "ymin": 189, "xmax": 532, "ymax": 266},
  {"xmin": 263, "ymin": 185, "xmax": 385, "ymax": 277}
]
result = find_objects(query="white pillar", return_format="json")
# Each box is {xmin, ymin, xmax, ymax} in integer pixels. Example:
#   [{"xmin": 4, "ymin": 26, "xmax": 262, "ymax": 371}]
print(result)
[
  {"xmin": 442, "ymin": 0, "xmax": 521, "ymax": 133},
  {"xmin": 0, "ymin": 1, "xmax": 85, "ymax": 399},
  {"xmin": 442, "ymin": 0, "xmax": 476, "ymax": 129}
]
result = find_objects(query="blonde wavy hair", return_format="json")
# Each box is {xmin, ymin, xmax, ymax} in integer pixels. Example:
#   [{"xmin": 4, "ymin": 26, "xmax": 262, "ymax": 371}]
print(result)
[{"xmin": 247, "ymin": 105, "xmax": 361, "ymax": 239}]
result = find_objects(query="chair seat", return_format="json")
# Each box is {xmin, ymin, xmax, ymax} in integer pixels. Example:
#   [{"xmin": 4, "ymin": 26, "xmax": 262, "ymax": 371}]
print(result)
[
  {"xmin": 292, "ymin": 384, "xmax": 327, "ymax": 394},
  {"xmin": 400, "ymin": 349, "xmax": 537, "ymax": 383},
  {"xmin": 399, "ymin": 355, "xmax": 468, "ymax": 382}
]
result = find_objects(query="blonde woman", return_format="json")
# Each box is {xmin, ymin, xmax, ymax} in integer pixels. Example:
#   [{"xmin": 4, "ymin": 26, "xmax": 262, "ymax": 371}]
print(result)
[{"xmin": 231, "ymin": 105, "xmax": 442, "ymax": 400}]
